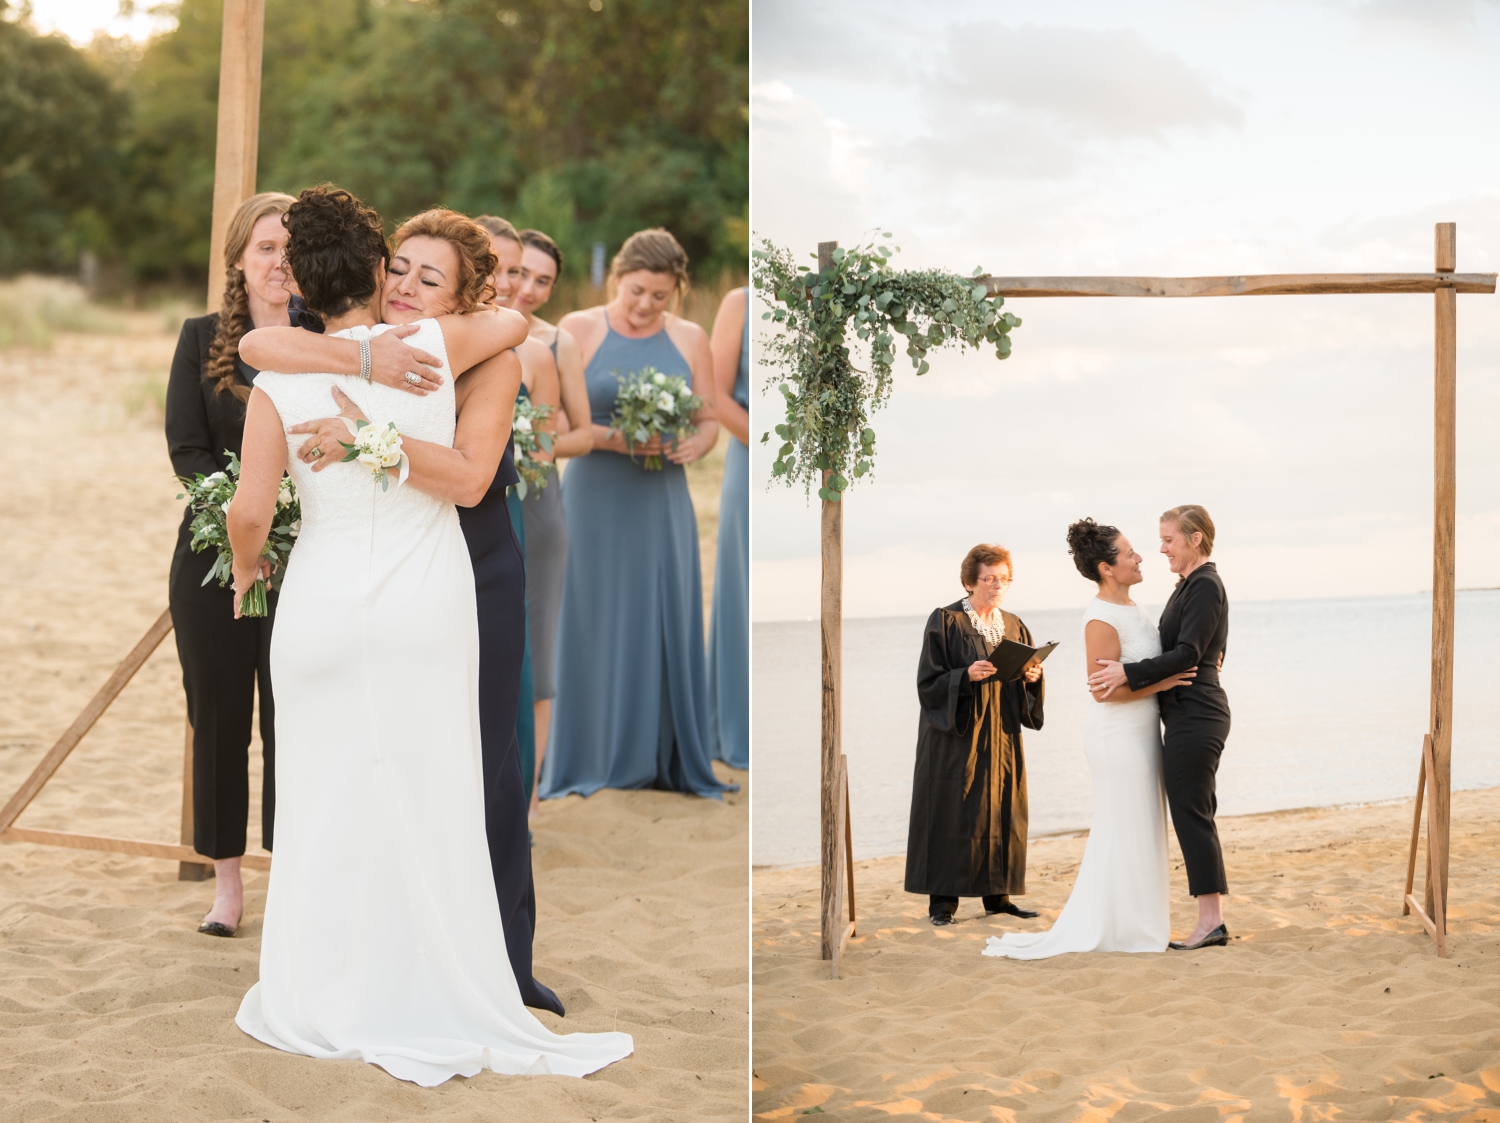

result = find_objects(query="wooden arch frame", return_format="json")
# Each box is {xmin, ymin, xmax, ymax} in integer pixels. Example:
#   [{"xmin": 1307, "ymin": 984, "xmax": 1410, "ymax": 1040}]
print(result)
[
  {"xmin": 815, "ymin": 230, "xmax": 1496, "ymax": 975},
  {"xmin": 0, "ymin": 1, "xmax": 269, "ymax": 879}
]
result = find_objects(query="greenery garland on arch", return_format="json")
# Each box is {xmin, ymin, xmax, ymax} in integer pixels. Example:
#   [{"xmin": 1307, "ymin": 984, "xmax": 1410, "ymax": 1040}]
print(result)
[{"xmin": 751, "ymin": 234, "xmax": 1021, "ymax": 502}]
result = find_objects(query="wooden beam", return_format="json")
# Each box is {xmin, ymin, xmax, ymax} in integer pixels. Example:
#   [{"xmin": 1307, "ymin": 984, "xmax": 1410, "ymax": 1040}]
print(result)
[
  {"xmin": 982, "ymin": 273, "xmax": 1496, "ymax": 298},
  {"xmin": 1, "ymin": 826, "xmax": 269, "ymax": 871},
  {"xmin": 1427, "ymin": 223, "xmax": 1457, "ymax": 923},
  {"xmin": 205, "ymin": 0, "xmax": 267, "ymax": 312},
  {"xmin": 819, "ymin": 238, "xmax": 843, "ymax": 964},
  {"xmin": 0, "ymin": 609, "xmax": 174, "ymax": 835}
]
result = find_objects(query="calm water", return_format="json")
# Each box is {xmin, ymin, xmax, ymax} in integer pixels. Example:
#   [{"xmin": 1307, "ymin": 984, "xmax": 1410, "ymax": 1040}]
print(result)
[{"xmin": 752, "ymin": 591, "xmax": 1500, "ymax": 868}]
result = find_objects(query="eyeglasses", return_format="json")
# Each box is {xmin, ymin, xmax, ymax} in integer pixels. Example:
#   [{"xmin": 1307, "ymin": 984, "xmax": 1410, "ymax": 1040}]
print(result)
[{"xmin": 974, "ymin": 575, "xmax": 1013, "ymax": 587}]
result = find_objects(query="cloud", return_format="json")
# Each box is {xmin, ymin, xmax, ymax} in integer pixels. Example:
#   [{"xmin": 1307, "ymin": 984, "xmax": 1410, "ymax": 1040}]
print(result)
[{"xmin": 751, "ymin": 0, "xmax": 916, "ymax": 85}]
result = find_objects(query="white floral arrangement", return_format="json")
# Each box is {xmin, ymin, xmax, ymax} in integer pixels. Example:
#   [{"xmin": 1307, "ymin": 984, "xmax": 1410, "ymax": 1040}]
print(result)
[
  {"xmin": 175, "ymin": 452, "xmax": 301, "ymax": 618},
  {"xmin": 608, "ymin": 366, "xmax": 703, "ymax": 471},
  {"xmin": 511, "ymin": 397, "xmax": 555, "ymax": 499},
  {"xmin": 338, "ymin": 418, "xmax": 408, "ymax": 491}
]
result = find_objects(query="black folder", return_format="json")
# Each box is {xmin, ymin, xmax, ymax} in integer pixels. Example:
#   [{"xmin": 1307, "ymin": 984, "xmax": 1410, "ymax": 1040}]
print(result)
[{"xmin": 984, "ymin": 637, "xmax": 1059, "ymax": 682}]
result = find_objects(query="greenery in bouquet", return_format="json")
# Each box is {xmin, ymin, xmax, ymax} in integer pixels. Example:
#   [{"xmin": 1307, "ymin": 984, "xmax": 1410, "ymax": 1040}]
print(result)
[
  {"xmin": 510, "ymin": 397, "xmax": 556, "ymax": 500},
  {"xmin": 175, "ymin": 453, "xmax": 301, "ymax": 618},
  {"xmin": 752, "ymin": 234, "xmax": 1021, "ymax": 502},
  {"xmin": 608, "ymin": 367, "xmax": 703, "ymax": 470}
]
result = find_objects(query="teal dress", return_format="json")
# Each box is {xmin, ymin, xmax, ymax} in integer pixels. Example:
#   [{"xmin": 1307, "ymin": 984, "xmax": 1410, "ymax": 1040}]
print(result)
[
  {"xmin": 541, "ymin": 319, "xmax": 731, "ymax": 798},
  {"xmin": 707, "ymin": 291, "xmax": 749, "ymax": 770}
]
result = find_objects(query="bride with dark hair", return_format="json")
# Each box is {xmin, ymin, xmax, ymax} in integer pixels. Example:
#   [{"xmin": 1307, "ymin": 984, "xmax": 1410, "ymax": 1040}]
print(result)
[
  {"xmin": 224, "ymin": 185, "xmax": 631, "ymax": 1084},
  {"xmin": 984, "ymin": 519, "xmax": 1195, "ymax": 961}
]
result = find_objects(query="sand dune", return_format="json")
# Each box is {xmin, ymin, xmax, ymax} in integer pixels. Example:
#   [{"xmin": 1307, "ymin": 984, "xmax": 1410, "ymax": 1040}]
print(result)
[
  {"xmin": 0, "ymin": 321, "xmax": 748, "ymax": 1121},
  {"xmin": 754, "ymin": 791, "xmax": 1500, "ymax": 1121}
]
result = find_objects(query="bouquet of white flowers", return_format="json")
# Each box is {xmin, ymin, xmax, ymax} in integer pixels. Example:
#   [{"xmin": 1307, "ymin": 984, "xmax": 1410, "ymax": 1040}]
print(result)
[
  {"xmin": 176, "ymin": 453, "xmax": 301, "ymax": 618},
  {"xmin": 510, "ymin": 397, "xmax": 555, "ymax": 500},
  {"xmin": 608, "ymin": 366, "xmax": 703, "ymax": 470},
  {"xmin": 337, "ymin": 418, "xmax": 407, "ymax": 491}
]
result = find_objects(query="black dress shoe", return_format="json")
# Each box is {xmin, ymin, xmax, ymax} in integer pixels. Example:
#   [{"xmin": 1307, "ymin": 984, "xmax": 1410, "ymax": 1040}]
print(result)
[
  {"xmin": 198, "ymin": 920, "xmax": 236, "ymax": 938},
  {"xmin": 985, "ymin": 902, "xmax": 1039, "ymax": 919},
  {"xmin": 930, "ymin": 912, "xmax": 955, "ymax": 927},
  {"xmin": 1168, "ymin": 923, "xmax": 1229, "ymax": 950}
]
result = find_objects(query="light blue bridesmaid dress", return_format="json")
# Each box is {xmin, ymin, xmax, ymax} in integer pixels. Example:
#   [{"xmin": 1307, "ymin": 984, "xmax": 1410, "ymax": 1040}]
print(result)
[
  {"xmin": 707, "ymin": 291, "xmax": 749, "ymax": 770},
  {"xmin": 540, "ymin": 318, "xmax": 732, "ymax": 799}
]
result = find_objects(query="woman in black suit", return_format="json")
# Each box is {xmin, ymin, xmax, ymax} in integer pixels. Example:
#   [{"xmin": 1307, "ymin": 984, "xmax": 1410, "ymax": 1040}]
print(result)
[
  {"xmin": 1088, "ymin": 505, "xmax": 1230, "ymax": 950},
  {"xmin": 166, "ymin": 191, "xmax": 297, "ymax": 937}
]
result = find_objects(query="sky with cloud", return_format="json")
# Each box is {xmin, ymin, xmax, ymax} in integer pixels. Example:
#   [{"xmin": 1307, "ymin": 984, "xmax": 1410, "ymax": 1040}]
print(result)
[{"xmin": 751, "ymin": 0, "xmax": 1500, "ymax": 619}]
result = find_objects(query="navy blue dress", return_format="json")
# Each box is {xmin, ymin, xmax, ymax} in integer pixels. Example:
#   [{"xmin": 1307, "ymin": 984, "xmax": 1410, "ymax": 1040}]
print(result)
[
  {"xmin": 541, "ymin": 320, "xmax": 732, "ymax": 798},
  {"xmin": 457, "ymin": 433, "xmax": 562, "ymax": 1015}
]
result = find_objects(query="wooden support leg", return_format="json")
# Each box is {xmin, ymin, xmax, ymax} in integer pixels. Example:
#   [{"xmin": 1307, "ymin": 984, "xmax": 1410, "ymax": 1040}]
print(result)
[
  {"xmin": 178, "ymin": 717, "xmax": 211, "ymax": 881},
  {"xmin": 829, "ymin": 754, "xmax": 856, "ymax": 979},
  {"xmin": 1404, "ymin": 733, "xmax": 1448, "ymax": 957},
  {"xmin": 1402, "ymin": 738, "xmax": 1426, "ymax": 915}
]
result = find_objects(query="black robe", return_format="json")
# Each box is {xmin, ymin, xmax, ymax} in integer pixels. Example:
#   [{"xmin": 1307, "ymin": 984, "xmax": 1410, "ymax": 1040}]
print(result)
[{"xmin": 904, "ymin": 602, "xmax": 1045, "ymax": 898}]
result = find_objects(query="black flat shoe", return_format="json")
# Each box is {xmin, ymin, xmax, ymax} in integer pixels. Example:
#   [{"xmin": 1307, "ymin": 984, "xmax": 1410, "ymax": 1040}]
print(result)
[
  {"xmin": 198, "ymin": 920, "xmax": 237, "ymax": 938},
  {"xmin": 930, "ymin": 913, "xmax": 955, "ymax": 927},
  {"xmin": 1168, "ymin": 923, "xmax": 1228, "ymax": 950},
  {"xmin": 985, "ymin": 902, "xmax": 1039, "ymax": 919}
]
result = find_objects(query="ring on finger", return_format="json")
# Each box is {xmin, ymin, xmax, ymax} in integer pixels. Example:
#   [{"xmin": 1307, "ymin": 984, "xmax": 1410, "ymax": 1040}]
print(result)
[
  {"xmin": 310, "ymin": 446, "xmax": 323, "ymax": 459},
  {"xmin": 405, "ymin": 371, "xmax": 422, "ymax": 385}
]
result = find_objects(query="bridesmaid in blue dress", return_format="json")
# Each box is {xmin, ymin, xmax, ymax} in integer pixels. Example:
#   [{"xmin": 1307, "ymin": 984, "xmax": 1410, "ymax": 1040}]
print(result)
[
  {"xmin": 543, "ymin": 229, "xmax": 732, "ymax": 799},
  {"xmin": 706, "ymin": 287, "xmax": 750, "ymax": 771}
]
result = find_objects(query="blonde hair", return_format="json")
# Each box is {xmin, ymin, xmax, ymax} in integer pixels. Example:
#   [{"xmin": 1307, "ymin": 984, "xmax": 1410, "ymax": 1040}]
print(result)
[
  {"xmin": 207, "ymin": 191, "xmax": 296, "ymax": 401},
  {"xmin": 609, "ymin": 228, "xmax": 690, "ymax": 303},
  {"xmin": 391, "ymin": 208, "xmax": 498, "ymax": 312},
  {"xmin": 960, "ymin": 543, "xmax": 1013, "ymax": 590},
  {"xmin": 1161, "ymin": 504, "xmax": 1216, "ymax": 556},
  {"xmin": 474, "ymin": 214, "xmax": 522, "ymax": 245}
]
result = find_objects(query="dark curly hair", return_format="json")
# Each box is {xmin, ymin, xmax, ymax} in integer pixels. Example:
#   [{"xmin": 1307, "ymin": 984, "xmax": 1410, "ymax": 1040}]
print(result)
[
  {"xmin": 283, "ymin": 185, "xmax": 389, "ymax": 318},
  {"xmin": 1066, "ymin": 518, "xmax": 1122, "ymax": 583}
]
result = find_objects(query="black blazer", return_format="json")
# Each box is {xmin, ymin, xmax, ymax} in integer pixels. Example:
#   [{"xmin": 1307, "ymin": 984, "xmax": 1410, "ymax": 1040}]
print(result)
[
  {"xmin": 165, "ymin": 313, "xmax": 258, "ymax": 482},
  {"xmin": 1123, "ymin": 562, "xmax": 1228, "ymax": 690}
]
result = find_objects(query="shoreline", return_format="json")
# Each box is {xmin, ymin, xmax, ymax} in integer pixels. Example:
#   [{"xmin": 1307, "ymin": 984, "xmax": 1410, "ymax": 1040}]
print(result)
[{"xmin": 753, "ymin": 787, "xmax": 1500, "ymax": 1120}]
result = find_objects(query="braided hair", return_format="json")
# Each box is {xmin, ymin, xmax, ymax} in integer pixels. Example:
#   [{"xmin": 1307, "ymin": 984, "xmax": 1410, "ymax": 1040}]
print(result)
[{"xmin": 205, "ymin": 192, "xmax": 296, "ymax": 402}]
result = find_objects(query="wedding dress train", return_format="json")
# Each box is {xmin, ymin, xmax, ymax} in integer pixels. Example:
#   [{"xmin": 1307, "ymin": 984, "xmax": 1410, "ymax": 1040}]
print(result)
[
  {"xmin": 234, "ymin": 319, "xmax": 633, "ymax": 1085},
  {"xmin": 983, "ymin": 598, "xmax": 1170, "ymax": 960}
]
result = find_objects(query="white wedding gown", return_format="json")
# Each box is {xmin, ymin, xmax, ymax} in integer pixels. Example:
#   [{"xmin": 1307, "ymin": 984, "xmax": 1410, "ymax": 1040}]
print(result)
[
  {"xmin": 234, "ymin": 319, "xmax": 633, "ymax": 1085},
  {"xmin": 983, "ymin": 598, "xmax": 1170, "ymax": 960}
]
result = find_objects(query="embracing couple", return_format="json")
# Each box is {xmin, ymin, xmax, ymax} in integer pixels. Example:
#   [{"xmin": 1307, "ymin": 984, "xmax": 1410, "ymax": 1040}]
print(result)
[
  {"xmin": 985, "ymin": 505, "xmax": 1232, "ymax": 959},
  {"xmin": 221, "ymin": 185, "xmax": 632, "ymax": 1083}
]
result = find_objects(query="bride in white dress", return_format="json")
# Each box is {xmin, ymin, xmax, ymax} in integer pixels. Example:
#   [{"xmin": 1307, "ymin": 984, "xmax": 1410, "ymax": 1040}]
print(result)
[
  {"xmin": 984, "ymin": 519, "xmax": 1195, "ymax": 960},
  {"xmin": 224, "ymin": 186, "xmax": 632, "ymax": 1084}
]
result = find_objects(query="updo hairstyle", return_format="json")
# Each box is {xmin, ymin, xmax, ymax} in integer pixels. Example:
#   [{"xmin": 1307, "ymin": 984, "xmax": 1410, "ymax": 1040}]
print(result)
[
  {"xmin": 520, "ymin": 228, "xmax": 563, "ymax": 274},
  {"xmin": 959, "ymin": 543, "xmax": 1012, "ymax": 591},
  {"xmin": 1161, "ymin": 504, "xmax": 1215, "ymax": 556},
  {"xmin": 392, "ymin": 208, "xmax": 499, "ymax": 312},
  {"xmin": 609, "ymin": 228, "xmax": 690, "ymax": 301},
  {"xmin": 474, "ymin": 214, "xmax": 522, "ymax": 246},
  {"xmin": 1066, "ymin": 518, "xmax": 1122, "ymax": 583},
  {"xmin": 283, "ymin": 185, "xmax": 389, "ymax": 318}
]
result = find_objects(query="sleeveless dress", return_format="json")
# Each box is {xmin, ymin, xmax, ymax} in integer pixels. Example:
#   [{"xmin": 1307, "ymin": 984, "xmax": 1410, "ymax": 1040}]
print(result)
[
  {"xmin": 234, "ymin": 319, "xmax": 632, "ymax": 1084},
  {"xmin": 520, "ymin": 328, "xmax": 568, "ymax": 702},
  {"xmin": 983, "ymin": 598, "xmax": 1170, "ymax": 959},
  {"xmin": 540, "ymin": 320, "xmax": 731, "ymax": 799},
  {"xmin": 707, "ymin": 292, "xmax": 749, "ymax": 770},
  {"xmin": 455, "ymin": 383, "xmax": 558, "ymax": 1014}
]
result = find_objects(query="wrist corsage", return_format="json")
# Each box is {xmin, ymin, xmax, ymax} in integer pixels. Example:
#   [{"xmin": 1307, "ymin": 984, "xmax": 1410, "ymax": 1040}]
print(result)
[{"xmin": 339, "ymin": 418, "xmax": 408, "ymax": 492}]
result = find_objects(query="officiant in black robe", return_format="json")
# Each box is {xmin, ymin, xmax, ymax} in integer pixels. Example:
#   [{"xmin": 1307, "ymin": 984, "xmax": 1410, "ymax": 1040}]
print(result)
[{"xmin": 905, "ymin": 545, "xmax": 1045, "ymax": 925}]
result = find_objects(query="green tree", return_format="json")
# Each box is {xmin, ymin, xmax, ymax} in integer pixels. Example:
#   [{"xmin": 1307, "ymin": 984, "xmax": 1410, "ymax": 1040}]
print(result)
[{"xmin": 0, "ymin": 11, "xmax": 126, "ymax": 272}]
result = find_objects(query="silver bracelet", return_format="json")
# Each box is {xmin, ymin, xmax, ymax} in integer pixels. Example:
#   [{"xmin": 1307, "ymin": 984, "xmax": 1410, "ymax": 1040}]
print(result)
[{"xmin": 359, "ymin": 338, "xmax": 372, "ymax": 382}]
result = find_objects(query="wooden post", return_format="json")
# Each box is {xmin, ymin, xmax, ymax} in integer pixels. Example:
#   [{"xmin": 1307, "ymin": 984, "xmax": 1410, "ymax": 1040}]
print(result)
[
  {"xmin": 818, "ymin": 240, "xmax": 844, "ymax": 963},
  {"xmin": 205, "ymin": 0, "xmax": 266, "ymax": 312},
  {"xmin": 178, "ymin": 718, "xmax": 211, "ymax": 881},
  {"xmin": 1427, "ymin": 222, "xmax": 1457, "ymax": 923}
]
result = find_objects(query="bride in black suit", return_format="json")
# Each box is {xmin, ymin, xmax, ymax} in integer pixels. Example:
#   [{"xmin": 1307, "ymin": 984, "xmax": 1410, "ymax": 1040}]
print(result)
[{"xmin": 1088, "ymin": 505, "xmax": 1231, "ymax": 951}]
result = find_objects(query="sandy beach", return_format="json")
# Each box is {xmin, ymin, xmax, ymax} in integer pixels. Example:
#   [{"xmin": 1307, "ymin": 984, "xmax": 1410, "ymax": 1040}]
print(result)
[
  {"xmin": 754, "ymin": 791, "xmax": 1500, "ymax": 1121},
  {"xmin": 0, "ymin": 314, "xmax": 747, "ymax": 1121}
]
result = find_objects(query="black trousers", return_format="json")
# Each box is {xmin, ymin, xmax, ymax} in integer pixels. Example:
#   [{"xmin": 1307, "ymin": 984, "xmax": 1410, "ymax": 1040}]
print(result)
[
  {"xmin": 1160, "ymin": 682, "xmax": 1231, "ymax": 897},
  {"xmin": 168, "ymin": 524, "xmax": 276, "ymax": 859},
  {"xmin": 459, "ymin": 488, "xmax": 563, "ymax": 1016},
  {"xmin": 929, "ymin": 894, "xmax": 1010, "ymax": 917}
]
